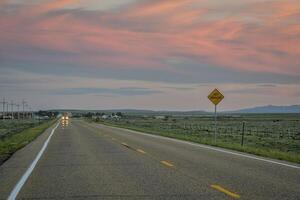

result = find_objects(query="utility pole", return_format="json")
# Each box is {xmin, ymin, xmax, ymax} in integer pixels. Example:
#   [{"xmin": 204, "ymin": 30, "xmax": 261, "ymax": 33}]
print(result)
[
  {"xmin": 22, "ymin": 100, "xmax": 27, "ymax": 120},
  {"xmin": 10, "ymin": 100, "xmax": 14, "ymax": 120},
  {"xmin": 32, "ymin": 107, "xmax": 34, "ymax": 119},
  {"xmin": 6, "ymin": 103, "xmax": 9, "ymax": 119},
  {"xmin": 29, "ymin": 107, "xmax": 33, "ymax": 119},
  {"xmin": 16, "ymin": 103, "xmax": 20, "ymax": 120},
  {"xmin": 0, "ymin": 97, "xmax": 7, "ymax": 121},
  {"xmin": 25, "ymin": 103, "xmax": 29, "ymax": 119}
]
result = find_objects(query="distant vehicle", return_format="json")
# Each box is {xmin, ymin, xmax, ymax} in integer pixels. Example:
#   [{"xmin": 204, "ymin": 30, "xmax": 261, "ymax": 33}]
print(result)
[
  {"xmin": 62, "ymin": 113, "xmax": 69, "ymax": 120},
  {"xmin": 0, "ymin": 115, "xmax": 14, "ymax": 119}
]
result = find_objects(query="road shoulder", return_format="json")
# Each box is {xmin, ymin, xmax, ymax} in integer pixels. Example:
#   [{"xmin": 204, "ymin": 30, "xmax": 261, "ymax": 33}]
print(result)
[{"xmin": 0, "ymin": 122, "xmax": 59, "ymax": 199}]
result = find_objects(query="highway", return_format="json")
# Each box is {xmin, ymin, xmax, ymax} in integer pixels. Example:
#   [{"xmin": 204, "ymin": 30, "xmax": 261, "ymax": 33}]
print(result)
[{"xmin": 0, "ymin": 119, "xmax": 299, "ymax": 199}]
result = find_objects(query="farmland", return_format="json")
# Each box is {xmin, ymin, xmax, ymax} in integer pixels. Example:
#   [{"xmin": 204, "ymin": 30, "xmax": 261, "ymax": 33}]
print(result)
[
  {"xmin": 0, "ymin": 120, "xmax": 41, "ymax": 140},
  {"xmin": 93, "ymin": 113, "xmax": 300, "ymax": 163},
  {"xmin": 0, "ymin": 119, "xmax": 56, "ymax": 165}
]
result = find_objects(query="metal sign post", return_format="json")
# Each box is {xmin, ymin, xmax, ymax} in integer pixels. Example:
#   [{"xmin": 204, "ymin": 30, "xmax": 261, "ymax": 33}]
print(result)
[
  {"xmin": 214, "ymin": 104, "xmax": 217, "ymax": 143},
  {"xmin": 208, "ymin": 88, "xmax": 224, "ymax": 143}
]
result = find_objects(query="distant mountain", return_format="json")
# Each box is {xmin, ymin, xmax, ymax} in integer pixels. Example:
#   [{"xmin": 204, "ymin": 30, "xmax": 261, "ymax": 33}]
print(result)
[
  {"xmin": 50, "ymin": 105, "xmax": 300, "ymax": 115},
  {"xmin": 228, "ymin": 105, "xmax": 300, "ymax": 114}
]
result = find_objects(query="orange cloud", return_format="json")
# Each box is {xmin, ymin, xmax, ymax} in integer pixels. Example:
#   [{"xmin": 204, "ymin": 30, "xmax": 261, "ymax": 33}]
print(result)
[
  {"xmin": 126, "ymin": 0, "xmax": 190, "ymax": 17},
  {"xmin": 1, "ymin": 0, "xmax": 300, "ymax": 76},
  {"xmin": 27, "ymin": 0, "xmax": 79, "ymax": 16}
]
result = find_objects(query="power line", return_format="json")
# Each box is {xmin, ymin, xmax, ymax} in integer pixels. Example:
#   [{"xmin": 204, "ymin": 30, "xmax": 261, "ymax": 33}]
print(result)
[{"xmin": 0, "ymin": 98, "xmax": 33, "ymax": 121}]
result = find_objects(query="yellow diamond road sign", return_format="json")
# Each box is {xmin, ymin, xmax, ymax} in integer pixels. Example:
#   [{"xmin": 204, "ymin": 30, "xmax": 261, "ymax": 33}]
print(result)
[{"xmin": 208, "ymin": 88, "xmax": 224, "ymax": 106}]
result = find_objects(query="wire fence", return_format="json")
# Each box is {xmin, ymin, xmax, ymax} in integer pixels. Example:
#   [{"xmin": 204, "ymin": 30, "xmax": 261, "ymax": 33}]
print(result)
[
  {"xmin": 171, "ymin": 122, "xmax": 300, "ymax": 140},
  {"xmin": 103, "ymin": 117, "xmax": 300, "ymax": 153}
]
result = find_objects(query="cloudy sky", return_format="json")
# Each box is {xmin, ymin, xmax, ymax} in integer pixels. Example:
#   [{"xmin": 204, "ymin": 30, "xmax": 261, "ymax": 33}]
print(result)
[{"xmin": 0, "ymin": 0, "xmax": 300, "ymax": 111}]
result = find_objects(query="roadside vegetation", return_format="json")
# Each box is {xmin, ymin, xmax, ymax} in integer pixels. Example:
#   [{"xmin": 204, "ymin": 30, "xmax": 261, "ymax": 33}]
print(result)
[
  {"xmin": 90, "ymin": 113, "xmax": 300, "ymax": 164},
  {"xmin": 0, "ymin": 119, "xmax": 57, "ymax": 165}
]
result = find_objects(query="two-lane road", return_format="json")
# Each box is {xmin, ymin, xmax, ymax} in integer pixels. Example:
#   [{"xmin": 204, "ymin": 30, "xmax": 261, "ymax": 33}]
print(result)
[{"xmin": 0, "ymin": 119, "xmax": 299, "ymax": 199}]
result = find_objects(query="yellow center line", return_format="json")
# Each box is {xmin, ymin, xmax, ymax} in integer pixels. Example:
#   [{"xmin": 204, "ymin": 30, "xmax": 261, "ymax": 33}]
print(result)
[
  {"xmin": 136, "ymin": 149, "xmax": 146, "ymax": 154},
  {"xmin": 80, "ymin": 122, "xmax": 242, "ymax": 199},
  {"xmin": 121, "ymin": 142, "xmax": 130, "ymax": 148},
  {"xmin": 161, "ymin": 160, "xmax": 175, "ymax": 168},
  {"xmin": 211, "ymin": 184, "xmax": 240, "ymax": 199}
]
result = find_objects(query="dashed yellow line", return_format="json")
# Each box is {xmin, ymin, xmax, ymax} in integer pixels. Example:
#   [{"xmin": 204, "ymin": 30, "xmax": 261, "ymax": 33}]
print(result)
[
  {"xmin": 84, "ymin": 122, "xmax": 241, "ymax": 199},
  {"xmin": 211, "ymin": 184, "xmax": 240, "ymax": 199},
  {"xmin": 161, "ymin": 160, "xmax": 175, "ymax": 168},
  {"xmin": 121, "ymin": 142, "xmax": 130, "ymax": 148},
  {"xmin": 136, "ymin": 149, "xmax": 146, "ymax": 154}
]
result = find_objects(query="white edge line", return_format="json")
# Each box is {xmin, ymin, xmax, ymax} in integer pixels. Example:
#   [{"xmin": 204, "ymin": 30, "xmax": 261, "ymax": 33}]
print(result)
[
  {"xmin": 98, "ymin": 124, "xmax": 300, "ymax": 170},
  {"xmin": 7, "ymin": 122, "xmax": 60, "ymax": 200}
]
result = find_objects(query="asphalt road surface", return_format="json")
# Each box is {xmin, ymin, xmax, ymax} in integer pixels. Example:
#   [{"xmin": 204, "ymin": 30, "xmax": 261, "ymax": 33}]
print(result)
[{"xmin": 0, "ymin": 119, "xmax": 299, "ymax": 199}]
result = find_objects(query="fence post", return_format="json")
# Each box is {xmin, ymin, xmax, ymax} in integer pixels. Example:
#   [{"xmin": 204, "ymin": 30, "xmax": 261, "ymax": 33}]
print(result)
[{"xmin": 241, "ymin": 121, "xmax": 245, "ymax": 146}]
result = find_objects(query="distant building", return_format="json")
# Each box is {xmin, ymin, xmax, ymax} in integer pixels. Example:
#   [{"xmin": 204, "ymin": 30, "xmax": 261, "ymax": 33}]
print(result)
[
  {"xmin": 101, "ymin": 115, "xmax": 109, "ymax": 119},
  {"xmin": 1, "ymin": 115, "xmax": 13, "ymax": 119},
  {"xmin": 111, "ymin": 115, "xmax": 121, "ymax": 120}
]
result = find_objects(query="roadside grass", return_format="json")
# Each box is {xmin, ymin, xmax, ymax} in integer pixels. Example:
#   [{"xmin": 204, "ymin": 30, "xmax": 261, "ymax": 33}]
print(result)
[
  {"xmin": 96, "ymin": 121, "xmax": 300, "ymax": 164},
  {"xmin": 0, "ymin": 120, "xmax": 57, "ymax": 165}
]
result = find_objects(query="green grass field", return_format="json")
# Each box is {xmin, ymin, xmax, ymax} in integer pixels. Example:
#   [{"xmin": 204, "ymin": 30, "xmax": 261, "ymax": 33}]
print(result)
[
  {"xmin": 0, "ymin": 120, "xmax": 40, "ymax": 139},
  {"xmin": 93, "ymin": 114, "xmax": 300, "ymax": 163},
  {"xmin": 0, "ymin": 119, "xmax": 57, "ymax": 165}
]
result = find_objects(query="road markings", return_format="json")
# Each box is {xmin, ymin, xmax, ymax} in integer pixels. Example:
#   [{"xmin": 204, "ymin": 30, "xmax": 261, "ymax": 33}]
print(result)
[
  {"xmin": 105, "ymin": 125, "xmax": 300, "ymax": 169},
  {"xmin": 121, "ymin": 142, "xmax": 130, "ymax": 148},
  {"xmin": 136, "ymin": 149, "xmax": 146, "ymax": 154},
  {"xmin": 161, "ymin": 160, "xmax": 174, "ymax": 168},
  {"xmin": 7, "ymin": 122, "xmax": 60, "ymax": 200},
  {"xmin": 211, "ymin": 184, "xmax": 240, "ymax": 199}
]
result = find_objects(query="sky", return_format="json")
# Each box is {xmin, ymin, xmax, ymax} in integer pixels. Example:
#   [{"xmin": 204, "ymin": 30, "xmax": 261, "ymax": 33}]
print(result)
[{"xmin": 0, "ymin": 0, "xmax": 300, "ymax": 111}]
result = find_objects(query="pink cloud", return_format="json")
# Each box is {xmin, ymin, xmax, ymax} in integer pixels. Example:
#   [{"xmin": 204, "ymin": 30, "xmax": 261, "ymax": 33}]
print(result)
[
  {"xmin": 1, "ymin": 0, "xmax": 300, "ymax": 75},
  {"xmin": 125, "ymin": 0, "xmax": 191, "ymax": 17}
]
